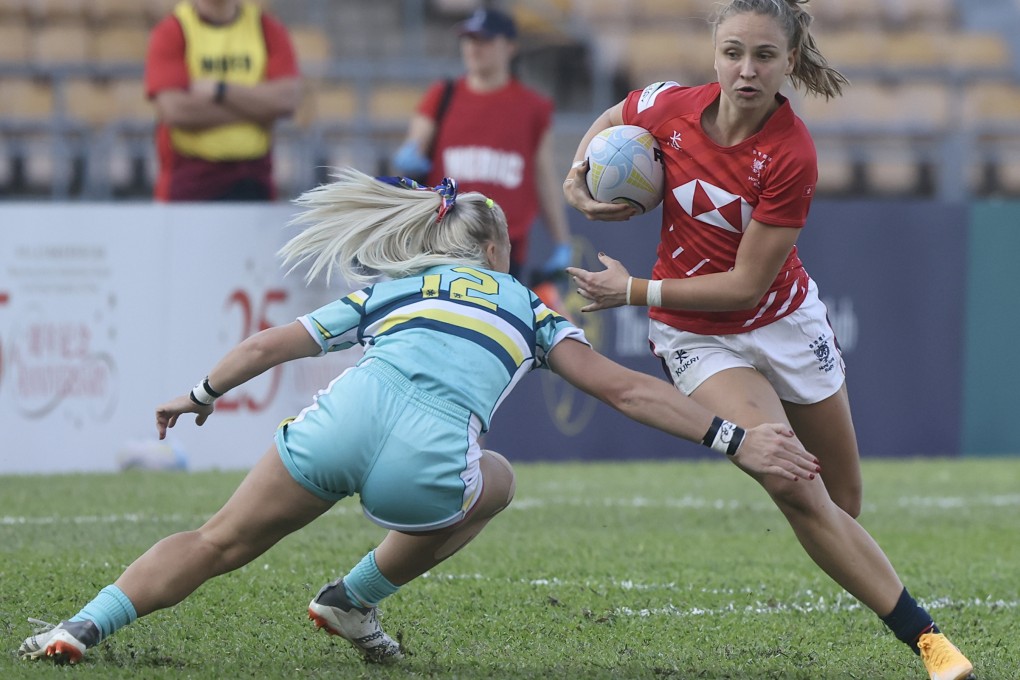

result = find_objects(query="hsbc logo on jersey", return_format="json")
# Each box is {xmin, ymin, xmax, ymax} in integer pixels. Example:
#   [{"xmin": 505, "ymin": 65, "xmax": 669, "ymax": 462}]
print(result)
[{"xmin": 672, "ymin": 179, "xmax": 753, "ymax": 233}]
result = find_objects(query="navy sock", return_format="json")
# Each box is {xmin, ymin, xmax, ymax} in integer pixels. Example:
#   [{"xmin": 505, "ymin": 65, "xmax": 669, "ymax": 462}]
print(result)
[
  {"xmin": 880, "ymin": 587, "xmax": 938, "ymax": 654},
  {"xmin": 69, "ymin": 584, "xmax": 138, "ymax": 642}
]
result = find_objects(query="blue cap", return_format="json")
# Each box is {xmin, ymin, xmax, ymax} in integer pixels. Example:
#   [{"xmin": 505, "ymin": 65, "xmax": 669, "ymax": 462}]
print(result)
[{"xmin": 458, "ymin": 9, "xmax": 517, "ymax": 40}]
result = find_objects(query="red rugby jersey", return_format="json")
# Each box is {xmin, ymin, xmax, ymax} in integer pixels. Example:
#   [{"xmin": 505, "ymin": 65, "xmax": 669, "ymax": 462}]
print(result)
[
  {"xmin": 419, "ymin": 78, "xmax": 552, "ymax": 257},
  {"xmin": 624, "ymin": 81, "xmax": 818, "ymax": 335}
]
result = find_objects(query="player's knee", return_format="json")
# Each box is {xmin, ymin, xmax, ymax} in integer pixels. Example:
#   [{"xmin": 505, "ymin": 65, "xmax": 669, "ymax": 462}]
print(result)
[
  {"xmin": 481, "ymin": 449, "xmax": 516, "ymax": 512},
  {"xmin": 830, "ymin": 485, "xmax": 862, "ymax": 519},
  {"xmin": 762, "ymin": 476, "xmax": 827, "ymax": 519}
]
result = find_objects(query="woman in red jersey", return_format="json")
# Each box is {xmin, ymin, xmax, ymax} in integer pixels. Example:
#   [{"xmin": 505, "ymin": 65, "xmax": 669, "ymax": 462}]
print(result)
[{"xmin": 564, "ymin": 2, "xmax": 974, "ymax": 679}]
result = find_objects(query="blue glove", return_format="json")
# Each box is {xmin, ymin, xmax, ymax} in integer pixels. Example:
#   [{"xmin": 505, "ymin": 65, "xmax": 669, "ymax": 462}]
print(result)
[
  {"xmin": 541, "ymin": 243, "xmax": 573, "ymax": 275},
  {"xmin": 391, "ymin": 141, "xmax": 432, "ymax": 178}
]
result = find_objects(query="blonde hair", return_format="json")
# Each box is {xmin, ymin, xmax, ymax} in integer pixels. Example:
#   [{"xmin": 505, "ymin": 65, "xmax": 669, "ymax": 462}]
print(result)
[
  {"xmin": 712, "ymin": 0, "xmax": 849, "ymax": 100},
  {"xmin": 279, "ymin": 167, "xmax": 508, "ymax": 285}
]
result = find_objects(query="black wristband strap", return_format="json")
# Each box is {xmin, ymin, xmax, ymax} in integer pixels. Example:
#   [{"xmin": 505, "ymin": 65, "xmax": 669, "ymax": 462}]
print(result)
[
  {"xmin": 189, "ymin": 376, "xmax": 220, "ymax": 406},
  {"xmin": 701, "ymin": 416, "xmax": 723, "ymax": 447},
  {"xmin": 723, "ymin": 423, "xmax": 745, "ymax": 456},
  {"xmin": 702, "ymin": 416, "xmax": 745, "ymax": 456},
  {"xmin": 214, "ymin": 80, "xmax": 227, "ymax": 103},
  {"xmin": 202, "ymin": 377, "xmax": 223, "ymax": 398}
]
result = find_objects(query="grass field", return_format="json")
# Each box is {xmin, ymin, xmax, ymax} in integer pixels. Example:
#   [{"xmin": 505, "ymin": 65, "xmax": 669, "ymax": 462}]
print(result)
[{"xmin": 2, "ymin": 457, "xmax": 1018, "ymax": 679}]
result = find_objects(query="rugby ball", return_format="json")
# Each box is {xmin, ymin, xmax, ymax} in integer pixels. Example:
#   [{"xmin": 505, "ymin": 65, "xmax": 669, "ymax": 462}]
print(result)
[{"xmin": 584, "ymin": 125, "xmax": 664, "ymax": 213}]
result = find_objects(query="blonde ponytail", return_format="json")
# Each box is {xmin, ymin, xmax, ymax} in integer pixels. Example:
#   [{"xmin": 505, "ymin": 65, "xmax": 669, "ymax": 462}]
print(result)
[{"xmin": 279, "ymin": 168, "xmax": 507, "ymax": 285}]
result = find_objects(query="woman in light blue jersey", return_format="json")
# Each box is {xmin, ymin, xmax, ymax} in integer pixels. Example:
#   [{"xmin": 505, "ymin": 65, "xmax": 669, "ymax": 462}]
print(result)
[{"xmin": 19, "ymin": 168, "xmax": 819, "ymax": 667}]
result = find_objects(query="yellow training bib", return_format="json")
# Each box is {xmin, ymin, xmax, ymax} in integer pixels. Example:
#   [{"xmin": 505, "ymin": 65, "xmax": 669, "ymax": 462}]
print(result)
[{"xmin": 170, "ymin": 0, "xmax": 271, "ymax": 161}]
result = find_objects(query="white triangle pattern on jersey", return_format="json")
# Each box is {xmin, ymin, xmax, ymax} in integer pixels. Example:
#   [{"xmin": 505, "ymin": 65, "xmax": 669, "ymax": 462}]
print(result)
[{"xmin": 672, "ymin": 179, "xmax": 753, "ymax": 233}]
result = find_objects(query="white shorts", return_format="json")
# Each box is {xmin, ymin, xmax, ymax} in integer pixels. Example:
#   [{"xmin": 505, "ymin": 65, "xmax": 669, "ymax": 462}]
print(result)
[{"xmin": 648, "ymin": 279, "xmax": 845, "ymax": 405}]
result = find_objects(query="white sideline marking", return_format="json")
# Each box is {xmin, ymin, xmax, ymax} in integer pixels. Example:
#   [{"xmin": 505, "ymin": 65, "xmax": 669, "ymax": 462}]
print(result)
[
  {"xmin": 418, "ymin": 574, "xmax": 1019, "ymax": 616},
  {"xmin": 511, "ymin": 494, "xmax": 1020, "ymax": 511},
  {"xmin": 3, "ymin": 493, "xmax": 1019, "ymax": 525}
]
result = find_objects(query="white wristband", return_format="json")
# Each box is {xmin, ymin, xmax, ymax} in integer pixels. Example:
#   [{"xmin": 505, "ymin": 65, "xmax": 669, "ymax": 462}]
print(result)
[
  {"xmin": 189, "ymin": 378, "xmax": 219, "ymax": 406},
  {"xmin": 702, "ymin": 416, "xmax": 745, "ymax": 456},
  {"xmin": 646, "ymin": 279, "xmax": 663, "ymax": 307},
  {"xmin": 625, "ymin": 276, "xmax": 634, "ymax": 305}
]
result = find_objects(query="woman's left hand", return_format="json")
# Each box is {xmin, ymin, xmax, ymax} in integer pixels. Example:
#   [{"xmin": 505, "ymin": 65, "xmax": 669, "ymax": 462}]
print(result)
[
  {"xmin": 566, "ymin": 252, "xmax": 632, "ymax": 312},
  {"xmin": 156, "ymin": 395, "xmax": 214, "ymax": 440}
]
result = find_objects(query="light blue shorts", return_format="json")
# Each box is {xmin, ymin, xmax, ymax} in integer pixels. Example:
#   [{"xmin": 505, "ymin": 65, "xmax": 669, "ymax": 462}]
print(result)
[{"xmin": 275, "ymin": 358, "xmax": 484, "ymax": 532}]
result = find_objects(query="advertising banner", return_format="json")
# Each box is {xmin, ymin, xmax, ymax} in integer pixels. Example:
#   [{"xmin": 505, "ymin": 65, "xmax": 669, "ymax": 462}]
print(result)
[
  {"xmin": 0, "ymin": 200, "xmax": 974, "ymax": 473},
  {"xmin": 0, "ymin": 205, "xmax": 360, "ymax": 474}
]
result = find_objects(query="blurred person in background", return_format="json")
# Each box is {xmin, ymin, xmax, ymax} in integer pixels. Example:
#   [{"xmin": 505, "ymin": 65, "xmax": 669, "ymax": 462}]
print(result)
[
  {"xmin": 145, "ymin": 0, "xmax": 301, "ymax": 201},
  {"xmin": 563, "ymin": 1, "xmax": 975, "ymax": 679},
  {"xmin": 391, "ymin": 8, "xmax": 572, "ymax": 285}
]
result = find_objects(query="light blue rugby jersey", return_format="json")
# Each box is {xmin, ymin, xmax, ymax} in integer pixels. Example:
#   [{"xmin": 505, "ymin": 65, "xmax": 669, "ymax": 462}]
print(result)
[{"xmin": 298, "ymin": 264, "xmax": 589, "ymax": 431}]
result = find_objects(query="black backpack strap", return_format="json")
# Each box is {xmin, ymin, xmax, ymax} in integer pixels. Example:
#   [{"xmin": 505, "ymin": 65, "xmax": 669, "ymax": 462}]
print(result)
[{"xmin": 425, "ymin": 78, "xmax": 456, "ymax": 162}]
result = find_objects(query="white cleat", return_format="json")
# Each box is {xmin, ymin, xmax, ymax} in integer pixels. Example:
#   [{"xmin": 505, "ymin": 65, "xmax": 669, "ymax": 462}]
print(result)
[{"xmin": 308, "ymin": 579, "xmax": 403, "ymax": 664}]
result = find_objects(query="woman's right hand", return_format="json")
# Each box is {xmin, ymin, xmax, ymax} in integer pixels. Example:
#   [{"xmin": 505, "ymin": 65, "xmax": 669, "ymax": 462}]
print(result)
[
  {"xmin": 563, "ymin": 159, "xmax": 638, "ymax": 222},
  {"xmin": 730, "ymin": 423, "xmax": 821, "ymax": 482}
]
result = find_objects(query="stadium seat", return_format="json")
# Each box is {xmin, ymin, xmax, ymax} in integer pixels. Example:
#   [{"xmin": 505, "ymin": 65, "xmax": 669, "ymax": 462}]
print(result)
[
  {"xmin": 93, "ymin": 24, "xmax": 150, "ymax": 65},
  {"xmin": 75, "ymin": 77, "xmax": 155, "ymax": 197},
  {"xmin": 0, "ymin": 76, "xmax": 65, "ymax": 196},
  {"xmin": 623, "ymin": 28, "xmax": 715, "ymax": 89},
  {"xmin": 896, "ymin": 83, "xmax": 951, "ymax": 132},
  {"xmin": 29, "ymin": 21, "xmax": 92, "ymax": 66},
  {"xmin": 994, "ymin": 148, "xmax": 1020, "ymax": 195},
  {"xmin": 889, "ymin": 0, "xmax": 956, "ymax": 29},
  {"xmin": 866, "ymin": 141, "xmax": 930, "ymax": 196},
  {"xmin": 564, "ymin": 0, "xmax": 629, "ymax": 24},
  {"xmin": 26, "ymin": 0, "xmax": 87, "ymax": 23},
  {"xmin": 368, "ymin": 83, "xmax": 428, "ymax": 125},
  {"xmin": 0, "ymin": 20, "xmax": 31, "ymax": 63},
  {"xmin": 145, "ymin": 0, "xmax": 177, "ymax": 24},
  {"xmin": 272, "ymin": 120, "xmax": 315, "ymax": 199},
  {"xmin": 287, "ymin": 25, "xmax": 332, "ymax": 76},
  {"xmin": 883, "ymin": 30, "xmax": 947, "ymax": 70},
  {"xmin": 813, "ymin": 142, "xmax": 860, "ymax": 196},
  {"xmin": 0, "ymin": 77, "xmax": 55, "ymax": 120},
  {"xmin": 309, "ymin": 81, "xmax": 358, "ymax": 125},
  {"xmin": 632, "ymin": 0, "xmax": 713, "ymax": 22},
  {"xmin": 87, "ymin": 0, "xmax": 152, "ymax": 26},
  {"xmin": 810, "ymin": 0, "xmax": 884, "ymax": 28},
  {"xmin": 946, "ymin": 32, "xmax": 1012, "ymax": 72},
  {"xmin": 811, "ymin": 29, "xmax": 887, "ymax": 71},
  {"xmin": 963, "ymin": 82, "xmax": 1020, "ymax": 130},
  {"xmin": 107, "ymin": 77, "xmax": 153, "ymax": 122},
  {"xmin": 961, "ymin": 83, "xmax": 1020, "ymax": 196},
  {"xmin": 796, "ymin": 82, "xmax": 900, "ymax": 130},
  {"xmin": 0, "ymin": 0, "xmax": 26, "ymax": 20},
  {"xmin": 62, "ymin": 78, "xmax": 112, "ymax": 128}
]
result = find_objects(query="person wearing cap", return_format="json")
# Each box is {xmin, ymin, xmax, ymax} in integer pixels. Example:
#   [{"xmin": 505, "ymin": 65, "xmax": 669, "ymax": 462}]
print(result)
[{"xmin": 391, "ymin": 8, "xmax": 573, "ymax": 284}]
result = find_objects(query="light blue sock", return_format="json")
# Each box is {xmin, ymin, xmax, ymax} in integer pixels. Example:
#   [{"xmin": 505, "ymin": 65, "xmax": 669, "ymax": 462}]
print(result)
[
  {"xmin": 69, "ymin": 584, "xmax": 138, "ymax": 641},
  {"xmin": 343, "ymin": 551, "xmax": 400, "ymax": 607}
]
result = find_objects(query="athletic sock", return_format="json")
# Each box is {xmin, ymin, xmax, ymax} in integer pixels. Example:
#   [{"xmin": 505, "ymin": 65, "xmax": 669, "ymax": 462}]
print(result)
[
  {"xmin": 880, "ymin": 587, "xmax": 939, "ymax": 655},
  {"xmin": 69, "ymin": 584, "xmax": 138, "ymax": 642},
  {"xmin": 343, "ymin": 550, "xmax": 400, "ymax": 607}
]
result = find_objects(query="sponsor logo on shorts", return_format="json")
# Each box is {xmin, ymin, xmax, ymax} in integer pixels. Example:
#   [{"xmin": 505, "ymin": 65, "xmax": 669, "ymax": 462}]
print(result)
[
  {"xmin": 809, "ymin": 335, "xmax": 837, "ymax": 373},
  {"xmin": 672, "ymin": 348, "xmax": 699, "ymax": 378}
]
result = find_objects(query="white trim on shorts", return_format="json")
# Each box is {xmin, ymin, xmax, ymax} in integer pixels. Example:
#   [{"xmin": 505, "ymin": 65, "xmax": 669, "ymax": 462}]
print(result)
[{"xmin": 649, "ymin": 278, "xmax": 845, "ymax": 405}]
